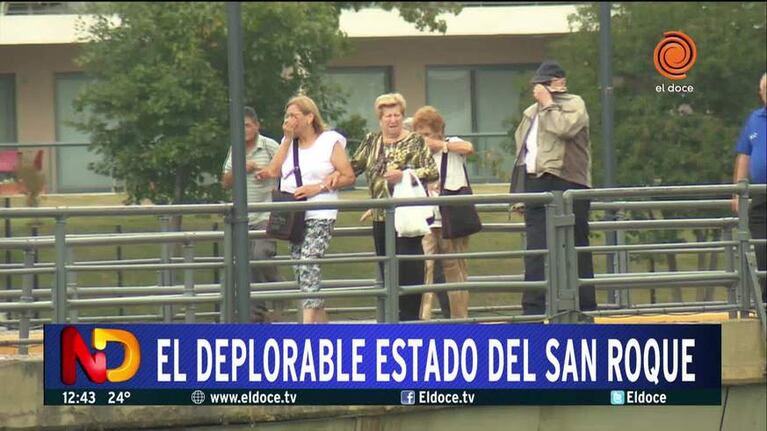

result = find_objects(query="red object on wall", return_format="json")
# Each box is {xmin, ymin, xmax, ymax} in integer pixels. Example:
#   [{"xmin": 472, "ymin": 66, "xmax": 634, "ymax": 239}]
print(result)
[{"xmin": 0, "ymin": 150, "xmax": 19, "ymax": 173}]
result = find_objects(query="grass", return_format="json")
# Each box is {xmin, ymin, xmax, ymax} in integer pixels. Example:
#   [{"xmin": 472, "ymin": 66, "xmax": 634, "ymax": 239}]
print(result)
[{"xmin": 0, "ymin": 186, "xmax": 732, "ymax": 323}]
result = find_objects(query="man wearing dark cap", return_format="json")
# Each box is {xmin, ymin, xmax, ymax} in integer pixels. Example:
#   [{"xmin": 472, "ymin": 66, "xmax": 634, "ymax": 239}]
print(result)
[
  {"xmin": 509, "ymin": 60, "xmax": 597, "ymax": 316},
  {"xmin": 222, "ymin": 107, "xmax": 283, "ymax": 322}
]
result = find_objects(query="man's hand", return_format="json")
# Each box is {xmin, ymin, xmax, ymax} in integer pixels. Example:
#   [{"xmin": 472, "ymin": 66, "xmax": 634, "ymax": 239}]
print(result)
[
  {"xmin": 533, "ymin": 84, "xmax": 553, "ymax": 107},
  {"xmin": 246, "ymin": 160, "xmax": 258, "ymax": 173},
  {"xmin": 731, "ymin": 196, "xmax": 739, "ymax": 215},
  {"xmin": 293, "ymin": 184, "xmax": 322, "ymax": 200},
  {"xmin": 384, "ymin": 169, "xmax": 404, "ymax": 184}
]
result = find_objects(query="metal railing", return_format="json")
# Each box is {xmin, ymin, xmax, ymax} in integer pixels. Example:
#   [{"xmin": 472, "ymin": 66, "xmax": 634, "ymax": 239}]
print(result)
[{"xmin": 0, "ymin": 181, "xmax": 765, "ymax": 353}]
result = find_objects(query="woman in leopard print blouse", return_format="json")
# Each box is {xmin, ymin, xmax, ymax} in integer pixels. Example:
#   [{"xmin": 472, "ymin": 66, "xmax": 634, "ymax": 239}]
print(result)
[{"xmin": 350, "ymin": 93, "xmax": 438, "ymax": 321}]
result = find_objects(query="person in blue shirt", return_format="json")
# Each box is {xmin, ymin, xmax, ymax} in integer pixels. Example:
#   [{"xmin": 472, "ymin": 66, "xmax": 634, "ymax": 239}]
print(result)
[{"xmin": 733, "ymin": 73, "xmax": 766, "ymax": 302}]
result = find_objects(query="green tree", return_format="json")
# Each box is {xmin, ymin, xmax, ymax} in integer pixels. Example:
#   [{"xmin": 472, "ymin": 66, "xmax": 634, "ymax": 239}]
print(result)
[
  {"xmin": 552, "ymin": 2, "xmax": 766, "ymax": 188},
  {"xmin": 73, "ymin": 2, "xmax": 462, "ymax": 205},
  {"xmin": 545, "ymin": 3, "xmax": 766, "ymax": 299}
]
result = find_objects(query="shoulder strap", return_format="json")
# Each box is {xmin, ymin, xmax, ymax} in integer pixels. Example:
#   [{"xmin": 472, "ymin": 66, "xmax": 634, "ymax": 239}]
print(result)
[
  {"xmin": 292, "ymin": 138, "xmax": 302, "ymax": 188},
  {"xmin": 275, "ymin": 138, "xmax": 302, "ymax": 191}
]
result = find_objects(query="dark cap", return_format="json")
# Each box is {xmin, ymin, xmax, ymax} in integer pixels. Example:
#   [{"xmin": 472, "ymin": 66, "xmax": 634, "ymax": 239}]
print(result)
[{"xmin": 530, "ymin": 60, "xmax": 566, "ymax": 83}]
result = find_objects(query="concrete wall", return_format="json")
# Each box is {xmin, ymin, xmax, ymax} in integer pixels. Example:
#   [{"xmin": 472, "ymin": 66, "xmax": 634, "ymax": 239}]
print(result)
[{"xmin": 330, "ymin": 35, "xmax": 558, "ymax": 111}]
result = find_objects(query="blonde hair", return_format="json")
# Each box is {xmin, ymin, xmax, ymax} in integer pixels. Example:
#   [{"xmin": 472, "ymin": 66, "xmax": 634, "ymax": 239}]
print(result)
[
  {"xmin": 285, "ymin": 95, "xmax": 326, "ymax": 135},
  {"xmin": 412, "ymin": 106, "xmax": 445, "ymax": 135},
  {"xmin": 374, "ymin": 93, "xmax": 407, "ymax": 119}
]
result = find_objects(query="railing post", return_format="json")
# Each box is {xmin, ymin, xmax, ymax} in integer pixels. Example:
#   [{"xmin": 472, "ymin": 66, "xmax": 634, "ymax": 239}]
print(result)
[
  {"xmin": 32, "ymin": 226, "xmax": 39, "ymax": 321},
  {"xmin": 184, "ymin": 241, "xmax": 196, "ymax": 323},
  {"xmin": 549, "ymin": 192, "xmax": 586, "ymax": 323},
  {"xmin": 4, "ymin": 197, "xmax": 11, "ymax": 293},
  {"xmin": 116, "ymin": 224, "xmax": 124, "ymax": 316},
  {"xmin": 67, "ymin": 248, "xmax": 77, "ymax": 323},
  {"xmin": 615, "ymin": 210, "xmax": 630, "ymax": 308},
  {"xmin": 212, "ymin": 222, "xmax": 220, "ymax": 316},
  {"xmin": 53, "ymin": 216, "xmax": 68, "ymax": 323},
  {"xmin": 18, "ymin": 248, "xmax": 34, "ymax": 355},
  {"xmin": 562, "ymin": 194, "xmax": 581, "ymax": 314},
  {"xmin": 384, "ymin": 206, "xmax": 399, "ymax": 323},
  {"xmin": 723, "ymin": 227, "xmax": 737, "ymax": 319},
  {"xmin": 545, "ymin": 199, "xmax": 560, "ymax": 318},
  {"xmin": 736, "ymin": 180, "xmax": 752, "ymax": 317},
  {"xmin": 221, "ymin": 214, "xmax": 235, "ymax": 323},
  {"xmin": 158, "ymin": 215, "xmax": 172, "ymax": 323},
  {"xmin": 376, "ymin": 268, "xmax": 386, "ymax": 323}
]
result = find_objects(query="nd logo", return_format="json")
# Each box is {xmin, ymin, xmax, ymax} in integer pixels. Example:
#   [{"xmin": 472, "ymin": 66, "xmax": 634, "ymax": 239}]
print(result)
[{"xmin": 60, "ymin": 327, "xmax": 141, "ymax": 384}]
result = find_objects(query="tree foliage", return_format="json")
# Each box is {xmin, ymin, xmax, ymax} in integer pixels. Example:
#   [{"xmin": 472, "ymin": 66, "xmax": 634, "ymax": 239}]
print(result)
[
  {"xmin": 543, "ymin": 3, "xmax": 766, "ymax": 276},
  {"xmin": 74, "ymin": 2, "xmax": 461, "ymax": 204},
  {"xmin": 551, "ymin": 2, "xmax": 766, "ymax": 187}
]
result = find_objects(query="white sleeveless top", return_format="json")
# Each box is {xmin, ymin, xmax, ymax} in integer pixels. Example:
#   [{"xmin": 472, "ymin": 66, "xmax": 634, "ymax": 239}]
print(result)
[{"xmin": 280, "ymin": 130, "xmax": 346, "ymax": 220}]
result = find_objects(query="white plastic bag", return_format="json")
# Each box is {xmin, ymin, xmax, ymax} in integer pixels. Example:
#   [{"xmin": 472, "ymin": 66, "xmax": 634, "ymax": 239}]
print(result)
[{"xmin": 393, "ymin": 169, "xmax": 431, "ymax": 237}]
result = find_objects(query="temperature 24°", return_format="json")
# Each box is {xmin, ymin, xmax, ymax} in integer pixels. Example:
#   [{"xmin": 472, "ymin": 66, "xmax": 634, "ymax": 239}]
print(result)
[{"xmin": 108, "ymin": 391, "xmax": 132, "ymax": 404}]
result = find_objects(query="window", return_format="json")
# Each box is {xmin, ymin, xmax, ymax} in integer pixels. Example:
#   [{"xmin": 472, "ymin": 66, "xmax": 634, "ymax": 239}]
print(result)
[
  {"xmin": 426, "ymin": 65, "xmax": 535, "ymax": 181},
  {"xmin": 0, "ymin": 74, "xmax": 16, "ymax": 144},
  {"xmin": 324, "ymin": 67, "xmax": 391, "ymax": 133},
  {"xmin": 55, "ymin": 73, "xmax": 113, "ymax": 192}
]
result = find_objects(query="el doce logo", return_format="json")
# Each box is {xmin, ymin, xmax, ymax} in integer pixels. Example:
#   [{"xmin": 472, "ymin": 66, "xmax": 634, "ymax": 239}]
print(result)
[
  {"xmin": 60, "ymin": 327, "xmax": 141, "ymax": 384},
  {"xmin": 653, "ymin": 31, "xmax": 697, "ymax": 80}
]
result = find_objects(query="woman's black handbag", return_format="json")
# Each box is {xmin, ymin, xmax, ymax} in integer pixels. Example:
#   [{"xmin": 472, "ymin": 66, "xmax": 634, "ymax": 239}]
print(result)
[
  {"xmin": 266, "ymin": 139, "xmax": 306, "ymax": 244},
  {"xmin": 438, "ymin": 151, "xmax": 482, "ymax": 239}
]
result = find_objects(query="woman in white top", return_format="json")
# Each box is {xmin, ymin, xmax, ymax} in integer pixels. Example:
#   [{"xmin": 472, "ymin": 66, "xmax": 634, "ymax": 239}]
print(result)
[
  {"xmin": 257, "ymin": 95, "xmax": 355, "ymax": 323},
  {"xmin": 412, "ymin": 106, "xmax": 475, "ymax": 320}
]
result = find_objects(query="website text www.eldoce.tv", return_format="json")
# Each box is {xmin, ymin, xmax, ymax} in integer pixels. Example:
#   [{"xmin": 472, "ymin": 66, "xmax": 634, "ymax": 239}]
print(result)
[{"xmin": 207, "ymin": 390, "xmax": 298, "ymax": 405}]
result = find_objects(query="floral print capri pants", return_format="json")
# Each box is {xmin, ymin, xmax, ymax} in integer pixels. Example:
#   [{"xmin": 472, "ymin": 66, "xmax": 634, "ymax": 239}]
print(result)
[{"xmin": 290, "ymin": 219, "xmax": 335, "ymax": 309}]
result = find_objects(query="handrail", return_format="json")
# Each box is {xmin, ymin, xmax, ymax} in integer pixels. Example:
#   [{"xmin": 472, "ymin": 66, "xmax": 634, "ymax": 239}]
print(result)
[{"xmin": 1, "ymin": 182, "xmax": 765, "ymax": 350}]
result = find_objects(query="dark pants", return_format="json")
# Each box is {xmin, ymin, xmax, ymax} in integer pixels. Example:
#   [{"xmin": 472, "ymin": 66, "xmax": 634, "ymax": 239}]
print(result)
[
  {"xmin": 523, "ymin": 174, "xmax": 596, "ymax": 315},
  {"xmin": 249, "ymin": 221, "xmax": 283, "ymax": 322},
  {"xmin": 749, "ymin": 194, "xmax": 766, "ymax": 303},
  {"xmin": 373, "ymin": 222, "xmax": 424, "ymax": 321}
]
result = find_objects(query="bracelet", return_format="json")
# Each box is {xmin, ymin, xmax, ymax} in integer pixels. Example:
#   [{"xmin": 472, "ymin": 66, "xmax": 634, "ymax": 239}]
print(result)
[{"xmin": 442, "ymin": 141, "xmax": 448, "ymax": 153}]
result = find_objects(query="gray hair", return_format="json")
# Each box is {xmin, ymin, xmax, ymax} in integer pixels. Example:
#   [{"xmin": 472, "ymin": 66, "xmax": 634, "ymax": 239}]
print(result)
[
  {"xmin": 244, "ymin": 106, "xmax": 259, "ymax": 122},
  {"xmin": 403, "ymin": 117, "xmax": 414, "ymax": 132}
]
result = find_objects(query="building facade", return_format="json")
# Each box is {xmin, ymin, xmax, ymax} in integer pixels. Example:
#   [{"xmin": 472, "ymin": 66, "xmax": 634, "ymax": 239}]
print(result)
[{"xmin": 0, "ymin": 2, "xmax": 576, "ymax": 192}]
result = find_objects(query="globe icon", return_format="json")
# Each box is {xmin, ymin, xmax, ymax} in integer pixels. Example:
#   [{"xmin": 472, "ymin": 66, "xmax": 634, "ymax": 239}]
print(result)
[{"xmin": 190, "ymin": 390, "xmax": 206, "ymax": 405}]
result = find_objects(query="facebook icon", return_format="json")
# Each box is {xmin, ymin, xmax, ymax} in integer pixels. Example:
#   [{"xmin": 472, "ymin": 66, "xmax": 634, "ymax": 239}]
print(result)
[{"xmin": 400, "ymin": 390, "xmax": 416, "ymax": 405}]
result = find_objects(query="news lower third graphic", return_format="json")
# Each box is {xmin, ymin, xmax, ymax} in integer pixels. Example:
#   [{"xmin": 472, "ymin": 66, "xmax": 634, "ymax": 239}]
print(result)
[{"xmin": 44, "ymin": 324, "xmax": 722, "ymax": 406}]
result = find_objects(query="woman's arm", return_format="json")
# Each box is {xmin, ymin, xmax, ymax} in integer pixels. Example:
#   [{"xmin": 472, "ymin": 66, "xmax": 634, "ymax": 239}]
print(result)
[
  {"xmin": 350, "ymin": 133, "xmax": 374, "ymax": 177},
  {"xmin": 256, "ymin": 137, "xmax": 291, "ymax": 179},
  {"xmin": 326, "ymin": 141, "xmax": 356, "ymax": 189},
  {"xmin": 413, "ymin": 137, "xmax": 439, "ymax": 182},
  {"xmin": 445, "ymin": 138, "xmax": 474, "ymax": 156}
]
